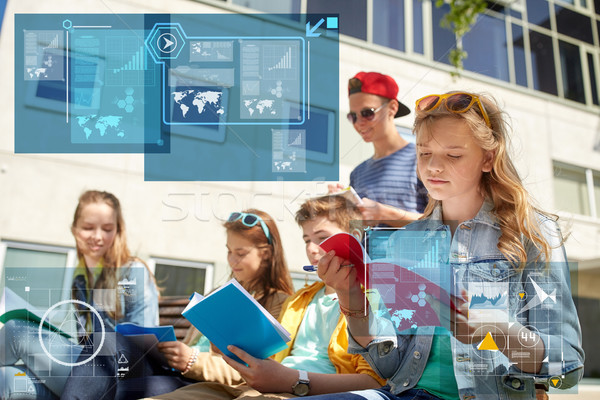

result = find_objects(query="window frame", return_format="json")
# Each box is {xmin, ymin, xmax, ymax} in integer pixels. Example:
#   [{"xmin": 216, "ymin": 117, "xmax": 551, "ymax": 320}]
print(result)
[
  {"xmin": 208, "ymin": 0, "xmax": 600, "ymax": 109},
  {"xmin": 148, "ymin": 256, "xmax": 215, "ymax": 296},
  {"xmin": 553, "ymin": 160, "xmax": 599, "ymax": 219},
  {"xmin": 0, "ymin": 240, "xmax": 78, "ymax": 303}
]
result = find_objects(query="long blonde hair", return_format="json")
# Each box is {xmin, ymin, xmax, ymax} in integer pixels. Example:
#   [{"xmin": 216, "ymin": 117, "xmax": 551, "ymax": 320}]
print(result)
[
  {"xmin": 414, "ymin": 92, "xmax": 555, "ymax": 267},
  {"xmin": 72, "ymin": 190, "xmax": 153, "ymax": 320}
]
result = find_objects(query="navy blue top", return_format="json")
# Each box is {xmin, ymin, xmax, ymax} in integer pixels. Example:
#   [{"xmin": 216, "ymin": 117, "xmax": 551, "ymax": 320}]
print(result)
[{"xmin": 350, "ymin": 143, "xmax": 428, "ymax": 214}]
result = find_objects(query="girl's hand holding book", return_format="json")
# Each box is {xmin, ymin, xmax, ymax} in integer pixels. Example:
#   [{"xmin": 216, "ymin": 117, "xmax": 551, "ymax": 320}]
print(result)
[
  {"xmin": 157, "ymin": 341, "xmax": 194, "ymax": 371},
  {"xmin": 222, "ymin": 345, "xmax": 297, "ymax": 394},
  {"xmin": 316, "ymin": 250, "xmax": 361, "ymax": 294}
]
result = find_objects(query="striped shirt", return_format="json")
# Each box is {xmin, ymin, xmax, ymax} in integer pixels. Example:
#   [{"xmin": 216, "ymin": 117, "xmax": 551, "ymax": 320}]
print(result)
[{"xmin": 350, "ymin": 143, "xmax": 428, "ymax": 214}]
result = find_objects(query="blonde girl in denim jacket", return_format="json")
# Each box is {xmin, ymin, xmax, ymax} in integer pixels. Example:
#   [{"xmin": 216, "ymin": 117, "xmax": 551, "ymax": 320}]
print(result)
[{"xmin": 311, "ymin": 92, "xmax": 584, "ymax": 400}]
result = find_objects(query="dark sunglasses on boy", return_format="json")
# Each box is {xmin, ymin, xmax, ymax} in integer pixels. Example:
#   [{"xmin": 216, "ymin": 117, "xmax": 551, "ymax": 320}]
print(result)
[{"xmin": 346, "ymin": 102, "xmax": 389, "ymax": 124}]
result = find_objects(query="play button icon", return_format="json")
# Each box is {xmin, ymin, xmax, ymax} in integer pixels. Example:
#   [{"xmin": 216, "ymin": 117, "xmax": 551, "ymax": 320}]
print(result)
[
  {"xmin": 145, "ymin": 23, "xmax": 187, "ymax": 61},
  {"xmin": 157, "ymin": 33, "xmax": 178, "ymax": 53}
]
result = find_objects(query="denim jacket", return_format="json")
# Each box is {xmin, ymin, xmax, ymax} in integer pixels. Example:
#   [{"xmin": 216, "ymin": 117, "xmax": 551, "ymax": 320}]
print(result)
[
  {"xmin": 349, "ymin": 201, "xmax": 584, "ymax": 400},
  {"xmin": 72, "ymin": 260, "xmax": 159, "ymax": 338}
]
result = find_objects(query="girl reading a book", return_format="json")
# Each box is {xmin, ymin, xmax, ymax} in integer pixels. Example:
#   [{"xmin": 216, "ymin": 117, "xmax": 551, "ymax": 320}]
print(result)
[
  {"xmin": 145, "ymin": 195, "xmax": 386, "ymax": 400},
  {"xmin": 60, "ymin": 208, "xmax": 294, "ymax": 399},
  {"xmin": 156, "ymin": 209, "xmax": 294, "ymax": 384},
  {"xmin": 310, "ymin": 91, "xmax": 584, "ymax": 399},
  {"xmin": 0, "ymin": 190, "xmax": 159, "ymax": 400}
]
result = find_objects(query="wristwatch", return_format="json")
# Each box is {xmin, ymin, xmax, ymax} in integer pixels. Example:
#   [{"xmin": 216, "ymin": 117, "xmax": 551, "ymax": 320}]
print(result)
[{"xmin": 291, "ymin": 370, "xmax": 310, "ymax": 396}]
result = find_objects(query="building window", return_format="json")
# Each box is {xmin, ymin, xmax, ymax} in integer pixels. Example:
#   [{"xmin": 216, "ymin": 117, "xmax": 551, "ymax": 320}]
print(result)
[
  {"xmin": 573, "ymin": 296, "xmax": 600, "ymax": 378},
  {"xmin": 559, "ymin": 40, "xmax": 586, "ymax": 103},
  {"xmin": 0, "ymin": 241, "xmax": 77, "ymax": 313},
  {"xmin": 588, "ymin": 52, "xmax": 600, "ymax": 105},
  {"xmin": 530, "ymin": 30, "xmax": 558, "ymax": 95},
  {"xmin": 150, "ymin": 257, "xmax": 214, "ymax": 297},
  {"xmin": 512, "ymin": 23, "xmax": 528, "ymax": 87},
  {"xmin": 232, "ymin": 0, "xmax": 301, "ymax": 16},
  {"xmin": 526, "ymin": 0, "xmax": 551, "ymax": 29},
  {"xmin": 0, "ymin": 1, "xmax": 6, "ymax": 33},
  {"xmin": 307, "ymin": 0, "xmax": 367, "ymax": 40},
  {"xmin": 462, "ymin": 12, "xmax": 509, "ymax": 82},
  {"xmin": 431, "ymin": 2, "xmax": 454, "ymax": 65},
  {"xmin": 555, "ymin": 5, "xmax": 593, "ymax": 44},
  {"xmin": 373, "ymin": 0, "xmax": 405, "ymax": 51},
  {"xmin": 553, "ymin": 161, "xmax": 600, "ymax": 218},
  {"xmin": 219, "ymin": 0, "xmax": 600, "ymax": 108},
  {"xmin": 413, "ymin": 0, "xmax": 424, "ymax": 54}
]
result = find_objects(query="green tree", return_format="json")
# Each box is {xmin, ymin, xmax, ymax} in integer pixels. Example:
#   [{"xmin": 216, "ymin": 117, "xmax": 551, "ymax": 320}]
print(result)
[{"xmin": 435, "ymin": 0, "xmax": 488, "ymax": 74}]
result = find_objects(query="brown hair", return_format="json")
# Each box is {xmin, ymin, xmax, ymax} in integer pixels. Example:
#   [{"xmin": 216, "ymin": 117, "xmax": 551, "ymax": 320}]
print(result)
[
  {"xmin": 224, "ymin": 209, "xmax": 294, "ymax": 304},
  {"xmin": 72, "ymin": 190, "xmax": 154, "ymax": 320},
  {"xmin": 413, "ymin": 91, "xmax": 556, "ymax": 266},
  {"xmin": 295, "ymin": 195, "xmax": 362, "ymax": 233}
]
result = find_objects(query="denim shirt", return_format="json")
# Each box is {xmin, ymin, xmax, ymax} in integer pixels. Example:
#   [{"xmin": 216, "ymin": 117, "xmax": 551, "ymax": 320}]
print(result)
[
  {"xmin": 72, "ymin": 261, "xmax": 159, "ymax": 338},
  {"xmin": 348, "ymin": 201, "xmax": 584, "ymax": 400}
]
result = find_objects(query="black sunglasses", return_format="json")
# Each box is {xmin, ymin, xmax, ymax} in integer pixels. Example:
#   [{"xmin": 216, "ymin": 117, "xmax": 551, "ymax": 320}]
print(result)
[{"xmin": 346, "ymin": 102, "xmax": 388, "ymax": 124}]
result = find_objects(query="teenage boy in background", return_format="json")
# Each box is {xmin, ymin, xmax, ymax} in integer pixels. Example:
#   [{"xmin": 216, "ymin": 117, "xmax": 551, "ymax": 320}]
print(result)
[{"xmin": 330, "ymin": 71, "xmax": 428, "ymax": 227}]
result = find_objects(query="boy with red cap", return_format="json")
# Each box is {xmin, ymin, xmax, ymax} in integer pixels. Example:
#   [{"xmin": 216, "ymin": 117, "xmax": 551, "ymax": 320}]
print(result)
[{"xmin": 330, "ymin": 71, "xmax": 427, "ymax": 227}]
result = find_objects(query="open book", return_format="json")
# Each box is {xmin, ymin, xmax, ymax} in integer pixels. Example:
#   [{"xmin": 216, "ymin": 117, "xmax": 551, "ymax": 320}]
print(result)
[
  {"xmin": 319, "ymin": 232, "xmax": 457, "ymax": 331},
  {"xmin": 115, "ymin": 323, "xmax": 176, "ymax": 368},
  {"xmin": 182, "ymin": 279, "xmax": 291, "ymax": 363},
  {"xmin": 0, "ymin": 287, "xmax": 72, "ymax": 338},
  {"xmin": 0, "ymin": 308, "xmax": 73, "ymax": 338},
  {"xmin": 332, "ymin": 186, "xmax": 364, "ymax": 206},
  {"xmin": 115, "ymin": 323, "xmax": 176, "ymax": 342}
]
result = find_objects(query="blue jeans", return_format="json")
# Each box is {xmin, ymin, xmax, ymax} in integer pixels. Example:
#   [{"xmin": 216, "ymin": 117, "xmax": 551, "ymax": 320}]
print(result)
[
  {"xmin": 61, "ymin": 332, "xmax": 195, "ymax": 400},
  {"xmin": 304, "ymin": 387, "xmax": 442, "ymax": 400},
  {"xmin": 0, "ymin": 319, "xmax": 82, "ymax": 399}
]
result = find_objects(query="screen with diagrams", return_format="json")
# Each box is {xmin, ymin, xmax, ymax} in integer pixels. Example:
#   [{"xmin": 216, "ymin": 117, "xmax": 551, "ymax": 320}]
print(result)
[{"xmin": 15, "ymin": 14, "xmax": 339, "ymax": 181}]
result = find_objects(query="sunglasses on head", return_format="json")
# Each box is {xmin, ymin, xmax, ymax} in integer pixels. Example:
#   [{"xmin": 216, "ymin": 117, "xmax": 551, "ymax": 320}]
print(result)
[
  {"xmin": 228, "ymin": 212, "xmax": 272, "ymax": 244},
  {"xmin": 346, "ymin": 102, "xmax": 388, "ymax": 124},
  {"xmin": 415, "ymin": 92, "xmax": 491, "ymax": 128}
]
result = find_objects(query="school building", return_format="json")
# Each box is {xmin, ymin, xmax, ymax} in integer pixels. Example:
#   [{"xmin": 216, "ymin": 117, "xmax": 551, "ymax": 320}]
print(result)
[{"xmin": 0, "ymin": 0, "xmax": 599, "ymax": 395}]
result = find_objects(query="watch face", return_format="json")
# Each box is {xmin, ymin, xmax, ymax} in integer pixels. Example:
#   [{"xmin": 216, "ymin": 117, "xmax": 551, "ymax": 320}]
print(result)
[{"xmin": 293, "ymin": 382, "xmax": 310, "ymax": 396}]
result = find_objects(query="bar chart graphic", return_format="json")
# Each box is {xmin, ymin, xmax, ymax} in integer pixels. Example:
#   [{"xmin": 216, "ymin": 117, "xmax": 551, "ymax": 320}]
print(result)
[
  {"xmin": 263, "ymin": 44, "xmax": 297, "ymax": 80},
  {"xmin": 105, "ymin": 37, "xmax": 155, "ymax": 86},
  {"xmin": 43, "ymin": 34, "xmax": 60, "ymax": 49},
  {"xmin": 111, "ymin": 46, "xmax": 147, "ymax": 73}
]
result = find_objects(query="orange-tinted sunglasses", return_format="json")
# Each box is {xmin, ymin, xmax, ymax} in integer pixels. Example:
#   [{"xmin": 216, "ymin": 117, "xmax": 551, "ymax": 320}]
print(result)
[{"xmin": 415, "ymin": 92, "xmax": 491, "ymax": 128}]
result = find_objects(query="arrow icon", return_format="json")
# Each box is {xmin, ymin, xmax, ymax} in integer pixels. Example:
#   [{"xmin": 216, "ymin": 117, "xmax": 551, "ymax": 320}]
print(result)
[
  {"xmin": 306, "ymin": 18, "xmax": 325, "ymax": 37},
  {"xmin": 517, "ymin": 277, "xmax": 556, "ymax": 315},
  {"xmin": 163, "ymin": 37, "xmax": 174, "ymax": 50},
  {"xmin": 157, "ymin": 33, "xmax": 178, "ymax": 53},
  {"xmin": 531, "ymin": 278, "xmax": 556, "ymax": 303}
]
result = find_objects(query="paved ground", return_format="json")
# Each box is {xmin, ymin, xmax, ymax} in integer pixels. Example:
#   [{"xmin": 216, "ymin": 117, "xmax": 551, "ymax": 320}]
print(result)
[{"xmin": 550, "ymin": 381, "xmax": 600, "ymax": 399}]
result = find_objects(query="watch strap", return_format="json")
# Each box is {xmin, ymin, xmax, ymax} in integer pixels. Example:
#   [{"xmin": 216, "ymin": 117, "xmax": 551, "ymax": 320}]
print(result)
[{"xmin": 292, "ymin": 369, "xmax": 310, "ymax": 396}]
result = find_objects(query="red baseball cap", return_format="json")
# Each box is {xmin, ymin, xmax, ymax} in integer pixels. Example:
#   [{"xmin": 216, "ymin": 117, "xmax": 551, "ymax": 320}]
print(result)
[{"xmin": 348, "ymin": 71, "xmax": 410, "ymax": 118}]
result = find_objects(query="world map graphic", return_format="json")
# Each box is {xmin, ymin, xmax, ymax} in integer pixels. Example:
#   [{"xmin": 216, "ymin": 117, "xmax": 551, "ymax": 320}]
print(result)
[
  {"xmin": 243, "ymin": 99, "xmax": 275, "ymax": 116},
  {"xmin": 171, "ymin": 88, "xmax": 224, "ymax": 122},
  {"xmin": 75, "ymin": 115, "xmax": 124, "ymax": 140}
]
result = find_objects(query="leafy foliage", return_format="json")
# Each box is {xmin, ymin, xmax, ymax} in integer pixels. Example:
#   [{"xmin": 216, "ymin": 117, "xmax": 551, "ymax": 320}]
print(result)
[{"xmin": 435, "ymin": 0, "xmax": 488, "ymax": 73}]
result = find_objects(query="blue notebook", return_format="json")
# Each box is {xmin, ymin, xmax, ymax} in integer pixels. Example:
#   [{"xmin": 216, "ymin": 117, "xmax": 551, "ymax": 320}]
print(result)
[
  {"xmin": 182, "ymin": 279, "xmax": 291, "ymax": 363},
  {"xmin": 115, "ymin": 322, "xmax": 176, "ymax": 342}
]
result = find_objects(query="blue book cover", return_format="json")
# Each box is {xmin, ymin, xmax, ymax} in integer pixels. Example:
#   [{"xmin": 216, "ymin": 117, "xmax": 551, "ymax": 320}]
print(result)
[
  {"xmin": 182, "ymin": 279, "xmax": 291, "ymax": 363},
  {"xmin": 115, "ymin": 322, "xmax": 176, "ymax": 342}
]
